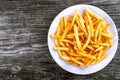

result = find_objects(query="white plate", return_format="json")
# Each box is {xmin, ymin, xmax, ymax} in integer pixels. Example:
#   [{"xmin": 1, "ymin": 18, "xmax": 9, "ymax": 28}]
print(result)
[{"xmin": 47, "ymin": 4, "xmax": 118, "ymax": 75}]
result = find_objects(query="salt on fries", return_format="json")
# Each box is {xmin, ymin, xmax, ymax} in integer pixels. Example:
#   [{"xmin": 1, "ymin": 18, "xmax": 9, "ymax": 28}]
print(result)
[{"xmin": 50, "ymin": 9, "xmax": 113, "ymax": 68}]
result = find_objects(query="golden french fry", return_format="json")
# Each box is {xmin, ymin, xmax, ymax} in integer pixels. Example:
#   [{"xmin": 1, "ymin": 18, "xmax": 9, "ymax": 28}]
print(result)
[
  {"xmin": 95, "ymin": 46, "xmax": 103, "ymax": 52},
  {"xmin": 62, "ymin": 39, "xmax": 74, "ymax": 45},
  {"xmin": 85, "ymin": 12, "xmax": 94, "ymax": 37},
  {"xmin": 74, "ymin": 24, "xmax": 81, "ymax": 49},
  {"xmin": 69, "ymin": 10, "xmax": 78, "ymax": 31},
  {"xmin": 101, "ymin": 32, "xmax": 113, "ymax": 38},
  {"xmin": 98, "ymin": 43, "xmax": 111, "ymax": 46},
  {"xmin": 56, "ymin": 23, "xmax": 61, "ymax": 36},
  {"xmin": 66, "ymin": 60, "xmax": 80, "ymax": 66},
  {"xmin": 50, "ymin": 34, "xmax": 60, "ymax": 39},
  {"xmin": 97, "ymin": 50, "xmax": 103, "ymax": 59},
  {"xmin": 63, "ymin": 17, "xmax": 67, "ymax": 29},
  {"xmin": 85, "ymin": 9, "xmax": 101, "ymax": 19},
  {"xmin": 83, "ymin": 33, "xmax": 91, "ymax": 50},
  {"xmin": 95, "ymin": 20, "xmax": 103, "ymax": 43},
  {"xmin": 54, "ymin": 47, "xmax": 69, "ymax": 50},
  {"xmin": 60, "ymin": 23, "xmax": 70, "ymax": 41},
  {"xmin": 87, "ymin": 45, "xmax": 94, "ymax": 50}
]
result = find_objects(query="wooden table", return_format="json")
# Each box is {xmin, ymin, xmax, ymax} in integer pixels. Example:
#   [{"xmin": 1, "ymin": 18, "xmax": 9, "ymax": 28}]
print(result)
[{"xmin": 0, "ymin": 0, "xmax": 119, "ymax": 80}]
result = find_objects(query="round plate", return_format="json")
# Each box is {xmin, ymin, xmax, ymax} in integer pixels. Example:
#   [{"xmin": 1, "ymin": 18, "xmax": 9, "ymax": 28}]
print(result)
[{"xmin": 47, "ymin": 4, "xmax": 118, "ymax": 75}]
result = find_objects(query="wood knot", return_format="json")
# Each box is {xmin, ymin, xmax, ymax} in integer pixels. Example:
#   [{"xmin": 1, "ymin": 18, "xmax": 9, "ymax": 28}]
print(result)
[{"xmin": 11, "ymin": 66, "xmax": 21, "ymax": 72}]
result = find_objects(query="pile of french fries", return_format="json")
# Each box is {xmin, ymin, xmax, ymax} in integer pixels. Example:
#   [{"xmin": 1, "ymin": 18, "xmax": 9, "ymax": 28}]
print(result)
[{"xmin": 51, "ymin": 9, "xmax": 113, "ymax": 68}]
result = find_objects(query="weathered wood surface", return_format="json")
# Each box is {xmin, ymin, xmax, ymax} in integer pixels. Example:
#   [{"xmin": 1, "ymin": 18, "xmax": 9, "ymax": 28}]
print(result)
[{"xmin": 0, "ymin": 0, "xmax": 119, "ymax": 80}]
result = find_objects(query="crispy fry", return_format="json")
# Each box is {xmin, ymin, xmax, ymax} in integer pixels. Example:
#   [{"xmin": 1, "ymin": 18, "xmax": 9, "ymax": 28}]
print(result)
[
  {"xmin": 54, "ymin": 47, "xmax": 69, "ymax": 50},
  {"xmin": 95, "ymin": 46, "xmax": 103, "ymax": 52},
  {"xmin": 85, "ymin": 12, "xmax": 94, "ymax": 37},
  {"xmin": 74, "ymin": 24, "xmax": 81, "ymax": 49},
  {"xmin": 83, "ymin": 33, "xmax": 91, "ymax": 50},
  {"xmin": 97, "ymin": 50, "xmax": 103, "ymax": 59},
  {"xmin": 56, "ymin": 23, "xmax": 61, "ymax": 36},
  {"xmin": 50, "ymin": 34, "xmax": 60, "ymax": 39},
  {"xmin": 101, "ymin": 32, "xmax": 113, "ymax": 38},
  {"xmin": 63, "ymin": 17, "xmax": 67, "ymax": 29},
  {"xmin": 95, "ymin": 20, "xmax": 103, "ymax": 43},
  {"xmin": 67, "ymin": 60, "xmax": 80, "ymax": 66},
  {"xmin": 85, "ymin": 9, "xmax": 101, "ymax": 19}
]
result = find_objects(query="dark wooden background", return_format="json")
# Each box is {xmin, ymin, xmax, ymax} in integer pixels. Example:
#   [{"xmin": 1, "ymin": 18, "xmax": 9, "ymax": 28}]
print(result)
[{"xmin": 0, "ymin": 0, "xmax": 119, "ymax": 80}]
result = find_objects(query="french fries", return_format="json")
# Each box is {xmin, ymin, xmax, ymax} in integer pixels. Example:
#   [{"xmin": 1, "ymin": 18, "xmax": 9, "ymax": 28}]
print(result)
[{"xmin": 50, "ymin": 9, "xmax": 113, "ymax": 68}]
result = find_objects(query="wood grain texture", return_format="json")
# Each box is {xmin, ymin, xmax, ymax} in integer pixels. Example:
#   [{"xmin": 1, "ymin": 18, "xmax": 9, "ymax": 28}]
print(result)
[{"xmin": 0, "ymin": 0, "xmax": 119, "ymax": 80}]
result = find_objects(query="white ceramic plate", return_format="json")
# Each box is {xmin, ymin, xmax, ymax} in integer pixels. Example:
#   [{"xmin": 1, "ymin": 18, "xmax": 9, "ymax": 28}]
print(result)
[{"xmin": 47, "ymin": 4, "xmax": 118, "ymax": 75}]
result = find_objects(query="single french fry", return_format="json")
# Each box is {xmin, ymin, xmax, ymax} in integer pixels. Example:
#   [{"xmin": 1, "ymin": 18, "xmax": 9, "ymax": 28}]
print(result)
[
  {"xmin": 85, "ymin": 9, "xmax": 101, "ymax": 19},
  {"xmin": 95, "ymin": 20, "xmax": 103, "ymax": 43},
  {"xmin": 76, "ymin": 57, "xmax": 85, "ymax": 61},
  {"xmin": 54, "ymin": 39, "xmax": 59, "ymax": 46},
  {"xmin": 95, "ymin": 46, "xmax": 103, "ymax": 52},
  {"xmin": 98, "ymin": 24, "xmax": 102, "ymax": 43},
  {"xmin": 66, "ymin": 60, "xmax": 80, "ymax": 66},
  {"xmin": 85, "ymin": 12, "xmax": 94, "ymax": 37},
  {"xmin": 50, "ymin": 34, "xmax": 60, "ymax": 39},
  {"xmin": 60, "ymin": 23, "xmax": 70, "ymax": 41},
  {"xmin": 74, "ymin": 24, "xmax": 81, "ymax": 49},
  {"xmin": 98, "ymin": 43, "xmax": 111, "ymax": 46},
  {"xmin": 62, "ymin": 39, "xmax": 74, "ymax": 45},
  {"xmin": 84, "ymin": 15, "xmax": 89, "ymax": 34},
  {"xmin": 60, "ymin": 17, "xmax": 64, "ymax": 31},
  {"xmin": 63, "ymin": 17, "xmax": 67, "ymax": 29},
  {"xmin": 97, "ymin": 50, "xmax": 104, "ymax": 59},
  {"xmin": 54, "ymin": 47, "xmax": 69, "ymax": 50},
  {"xmin": 68, "ymin": 10, "xmax": 78, "ymax": 31},
  {"xmin": 65, "ymin": 43, "xmax": 70, "ymax": 47},
  {"xmin": 83, "ymin": 34, "xmax": 91, "ymax": 50},
  {"xmin": 87, "ymin": 45, "xmax": 94, "ymax": 50},
  {"xmin": 101, "ymin": 32, "xmax": 113, "ymax": 38},
  {"xmin": 102, "ymin": 23, "xmax": 110, "ymax": 33},
  {"xmin": 56, "ymin": 23, "xmax": 61, "ymax": 36}
]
